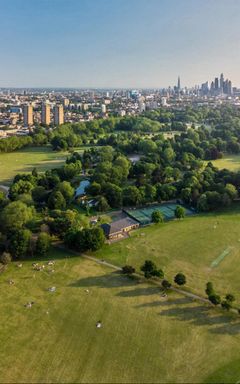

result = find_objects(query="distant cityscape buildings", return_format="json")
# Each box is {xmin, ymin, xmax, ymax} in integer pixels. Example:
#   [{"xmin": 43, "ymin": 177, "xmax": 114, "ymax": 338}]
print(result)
[
  {"xmin": 177, "ymin": 76, "xmax": 181, "ymax": 91},
  {"xmin": 54, "ymin": 104, "xmax": 64, "ymax": 125},
  {"xmin": 41, "ymin": 102, "xmax": 51, "ymax": 125},
  {"xmin": 0, "ymin": 72, "xmax": 240, "ymax": 137},
  {"xmin": 23, "ymin": 104, "xmax": 33, "ymax": 127},
  {"xmin": 202, "ymin": 73, "xmax": 232, "ymax": 96}
]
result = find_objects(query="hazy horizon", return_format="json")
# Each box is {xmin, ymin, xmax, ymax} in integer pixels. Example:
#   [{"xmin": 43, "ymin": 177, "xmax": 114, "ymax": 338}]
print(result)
[{"xmin": 1, "ymin": 0, "xmax": 240, "ymax": 88}]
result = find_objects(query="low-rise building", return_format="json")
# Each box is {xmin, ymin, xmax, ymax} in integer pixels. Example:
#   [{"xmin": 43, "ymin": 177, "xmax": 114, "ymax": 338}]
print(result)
[{"xmin": 101, "ymin": 217, "xmax": 139, "ymax": 240}]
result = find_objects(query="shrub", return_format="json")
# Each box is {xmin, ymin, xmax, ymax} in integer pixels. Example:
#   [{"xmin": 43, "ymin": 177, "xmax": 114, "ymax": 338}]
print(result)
[
  {"xmin": 221, "ymin": 300, "xmax": 232, "ymax": 311},
  {"xmin": 174, "ymin": 206, "xmax": 185, "ymax": 219},
  {"xmin": 209, "ymin": 293, "xmax": 221, "ymax": 306},
  {"xmin": 174, "ymin": 273, "xmax": 186, "ymax": 286},
  {"xmin": 225, "ymin": 293, "xmax": 235, "ymax": 303},
  {"xmin": 122, "ymin": 265, "xmax": 135, "ymax": 275},
  {"xmin": 0, "ymin": 252, "xmax": 12, "ymax": 265},
  {"xmin": 151, "ymin": 210, "xmax": 164, "ymax": 223},
  {"xmin": 162, "ymin": 279, "xmax": 172, "ymax": 289},
  {"xmin": 205, "ymin": 282, "xmax": 214, "ymax": 296}
]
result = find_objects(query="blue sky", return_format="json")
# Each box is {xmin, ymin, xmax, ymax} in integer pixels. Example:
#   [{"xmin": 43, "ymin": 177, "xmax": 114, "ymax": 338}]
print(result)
[{"xmin": 0, "ymin": 0, "xmax": 240, "ymax": 88}]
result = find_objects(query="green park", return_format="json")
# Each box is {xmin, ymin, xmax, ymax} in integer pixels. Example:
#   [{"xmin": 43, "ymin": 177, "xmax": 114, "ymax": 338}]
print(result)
[
  {"xmin": 1, "ymin": 107, "xmax": 240, "ymax": 382},
  {"xmin": 0, "ymin": 147, "xmax": 68, "ymax": 185},
  {"xmin": 210, "ymin": 154, "xmax": 240, "ymax": 172},
  {"xmin": 1, "ymin": 247, "xmax": 240, "ymax": 384}
]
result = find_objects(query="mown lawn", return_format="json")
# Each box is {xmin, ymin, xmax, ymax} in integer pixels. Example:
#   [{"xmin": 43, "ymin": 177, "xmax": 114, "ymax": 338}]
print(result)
[
  {"xmin": 1, "ymin": 248, "xmax": 240, "ymax": 383},
  {"xmin": 209, "ymin": 154, "xmax": 240, "ymax": 171},
  {"xmin": 0, "ymin": 147, "xmax": 68, "ymax": 185},
  {"xmin": 93, "ymin": 204, "xmax": 240, "ymax": 305},
  {"xmin": 0, "ymin": 145, "xmax": 94, "ymax": 185}
]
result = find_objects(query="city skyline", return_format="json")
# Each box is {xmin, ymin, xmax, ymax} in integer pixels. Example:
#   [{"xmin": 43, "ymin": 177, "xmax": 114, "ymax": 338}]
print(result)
[{"xmin": 1, "ymin": 0, "xmax": 240, "ymax": 88}]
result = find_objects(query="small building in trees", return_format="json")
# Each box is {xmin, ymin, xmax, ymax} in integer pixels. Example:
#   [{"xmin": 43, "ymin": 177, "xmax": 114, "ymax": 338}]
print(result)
[
  {"xmin": 75, "ymin": 180, "xmax": 90, "ymax": 199},
  {"xmin": 101, "ymin": 217, "xmax": 139, "ymax": 240}
]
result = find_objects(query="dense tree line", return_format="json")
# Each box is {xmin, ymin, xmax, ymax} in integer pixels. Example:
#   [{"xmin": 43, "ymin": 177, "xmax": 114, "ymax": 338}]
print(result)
[
  {"xmin": 3, "ymin": 105, "xmax": 240, "ymax": 156},
  {"xmin": 2, "ymin": 104, "xmax": 240, "ymax": 262}
]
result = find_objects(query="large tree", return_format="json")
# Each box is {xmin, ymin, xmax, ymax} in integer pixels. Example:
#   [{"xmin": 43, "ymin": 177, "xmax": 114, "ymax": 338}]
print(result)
[
  {"xmin": 36, "ymin": 232, "xmax": 51, "ymax": 256},
  {"xmin": 123, "ymin": 186, "xmax": 142, "ymax": 206},
  {"xmin": 56, "ymin": 181, "xmax": 75, "ymax": 203},
  {"xmin": 140, "ymin": 260, "xmax": 164, "ymax": 279},
  {"xmin": 65, "ymin": 227, "xmax": 105, "ymax": 252},
  {"xmin": 174, "ymin": 273, "xmax": 186, "ymax": 286},
  {"xmin": 48, "ymin": 190, "xmax": 66, "ymax": 210},
  {"xmin": 8, "ymin": 229, "xmax": 32, "ymax": 259},
  {"xmin": 0, "ymin": 201, "xmax": 35, "ymax": 231}
]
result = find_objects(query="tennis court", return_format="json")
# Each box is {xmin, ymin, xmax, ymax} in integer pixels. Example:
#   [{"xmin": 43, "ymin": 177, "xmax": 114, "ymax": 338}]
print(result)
[{"xmin": 125, "ymin": 203, "xmax": 194, "ymax": 225}]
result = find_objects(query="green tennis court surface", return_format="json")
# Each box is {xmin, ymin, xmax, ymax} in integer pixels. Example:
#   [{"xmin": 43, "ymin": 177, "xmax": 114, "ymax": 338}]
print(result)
[{"xmin": 125, "ymin": 203, "xmax": 194, "ymax": 224}]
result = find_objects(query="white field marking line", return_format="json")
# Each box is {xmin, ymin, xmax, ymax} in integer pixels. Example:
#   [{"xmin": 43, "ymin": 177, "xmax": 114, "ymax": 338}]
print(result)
[{"xmin": 210, "ymin": 246, "xmax": 233, "ymax": 268}]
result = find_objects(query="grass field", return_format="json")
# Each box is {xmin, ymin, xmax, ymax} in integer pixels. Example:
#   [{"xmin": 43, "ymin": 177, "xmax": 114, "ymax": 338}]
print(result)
[
  {"xmin": 0, "ymin": 147, "xmax": 69, "ymax": 185},
  {"xmin": 1, "ymin": 248, "xmax": 240, "ymax": 383},
  {"xmin": 94, "ymin": 204, "xmax": 240, "ymax": 306},
  {"xmin": 0, "ymin": 145, "xmax": 94, "ymax": 185},
  {"xmin": 209, "ymin": 154, "xmax": 240, "ymax": 171}
]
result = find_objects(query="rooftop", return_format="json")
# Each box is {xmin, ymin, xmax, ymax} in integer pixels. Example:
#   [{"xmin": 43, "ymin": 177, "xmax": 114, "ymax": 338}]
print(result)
[{"xmin": 101, "ymin": 216, "xmax": 139, "ymax": 236}]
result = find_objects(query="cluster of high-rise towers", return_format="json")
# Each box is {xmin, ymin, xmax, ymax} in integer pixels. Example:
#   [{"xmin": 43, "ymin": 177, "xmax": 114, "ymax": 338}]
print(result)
[
  {"xmin": 23, "ymin": 103, "xmax": 64, "ymax": 127},
  {"xmin": 201, "ymin": 73, "xmax": 233, "ymax": 96}
]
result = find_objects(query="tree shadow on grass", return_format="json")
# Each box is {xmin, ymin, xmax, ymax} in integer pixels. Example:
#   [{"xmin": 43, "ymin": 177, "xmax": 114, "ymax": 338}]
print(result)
[
  {"xmin": 209, "ymin": 321, "xmax": 240, "ymax": 335},
  {"xmin": 159, "ymin": 305, "xmax": 240, "ymax": 334},
  {"xmin": 136, "ymin": 296, "xmax": 193, "ymax": 308},
  {"xmin": 68, "ymin": 271, "xmax": 135, "ymax": 289},
  {"xmin": 116, "ymin": 286, "xmax": 161, "ymax": 297}
]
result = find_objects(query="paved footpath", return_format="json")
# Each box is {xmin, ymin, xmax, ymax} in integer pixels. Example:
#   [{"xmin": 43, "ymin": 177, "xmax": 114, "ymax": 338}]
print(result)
[
  {"xmin": 56, "ymin": 243, "xmax": 212, "ymax": 306},
  {"xmin": 84, "ymin": 254, "xmax": 240, "ymax": 314},
  {"xmin": 82, "ymin": 253, "xmax": 211, "ymax": 304}
]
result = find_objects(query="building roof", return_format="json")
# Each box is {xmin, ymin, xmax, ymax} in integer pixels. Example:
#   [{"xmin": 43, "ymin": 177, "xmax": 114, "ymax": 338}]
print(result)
[
  {"xmin": 101, "ymin": 217, "xmax": 139, "ymax": 237},
  {"xmin": 75, "ymin": 180, "xmax": 90, "ymax": 197}
]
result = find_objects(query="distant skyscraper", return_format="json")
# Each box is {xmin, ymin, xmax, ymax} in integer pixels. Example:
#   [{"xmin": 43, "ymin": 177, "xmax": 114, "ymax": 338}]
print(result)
[
  {"xmin": 41, "ymin": 103, "xmax": 51, "ymax": 125},
  {"xmin": 201, "ymin": 81, "xmax": 209, "ymax": 95},
  {"xmin": 220, "ymin": 73, "xmax": 224, "ymax": 90},
  {"xmin": 226, "ymin": 80, "xmax": 232, "ymax": 95},
  {"xmin": 177, "ymin": 76, "xmax": 181, "ymax": 90},
  {"xmin": 23, "ymin": 104, "xmax": 33, "ymax": 127},
  {"xmin": 214, "ymin": 77, "xmax": 219, "ymax": 90},
  {"xmin": 54, "ymin": 104, "xmax": 64, "ymax": 125}
]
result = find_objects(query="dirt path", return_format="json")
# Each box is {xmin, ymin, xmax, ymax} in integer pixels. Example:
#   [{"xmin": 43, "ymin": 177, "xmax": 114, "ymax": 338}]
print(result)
[{"xmin": 81, "ymin": 254, "xmax": 122, "ymax": 271}]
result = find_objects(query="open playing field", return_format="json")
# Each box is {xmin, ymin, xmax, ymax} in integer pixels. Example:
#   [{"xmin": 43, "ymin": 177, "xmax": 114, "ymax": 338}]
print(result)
[
  {"xmin": 125, "ymin": 203, "xmax": 194, "ymax": 225},
  {"xmin": 0, "ymin": 147, "xmax": 68, "ymax": 185},
  {"xmin": 94, "ymin": 203, "xmax": 240, "ymax": 306},
  {"xmin": 208, "ymin": 154, "xmax": 240, "ymax": 171},
  {"xmin": 0, "ymin": 145, "xmax": 94, "ymax": 186},
  {"xmin": 1, "ymin": 247, "xmax": 240, "ymax": 383}
]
